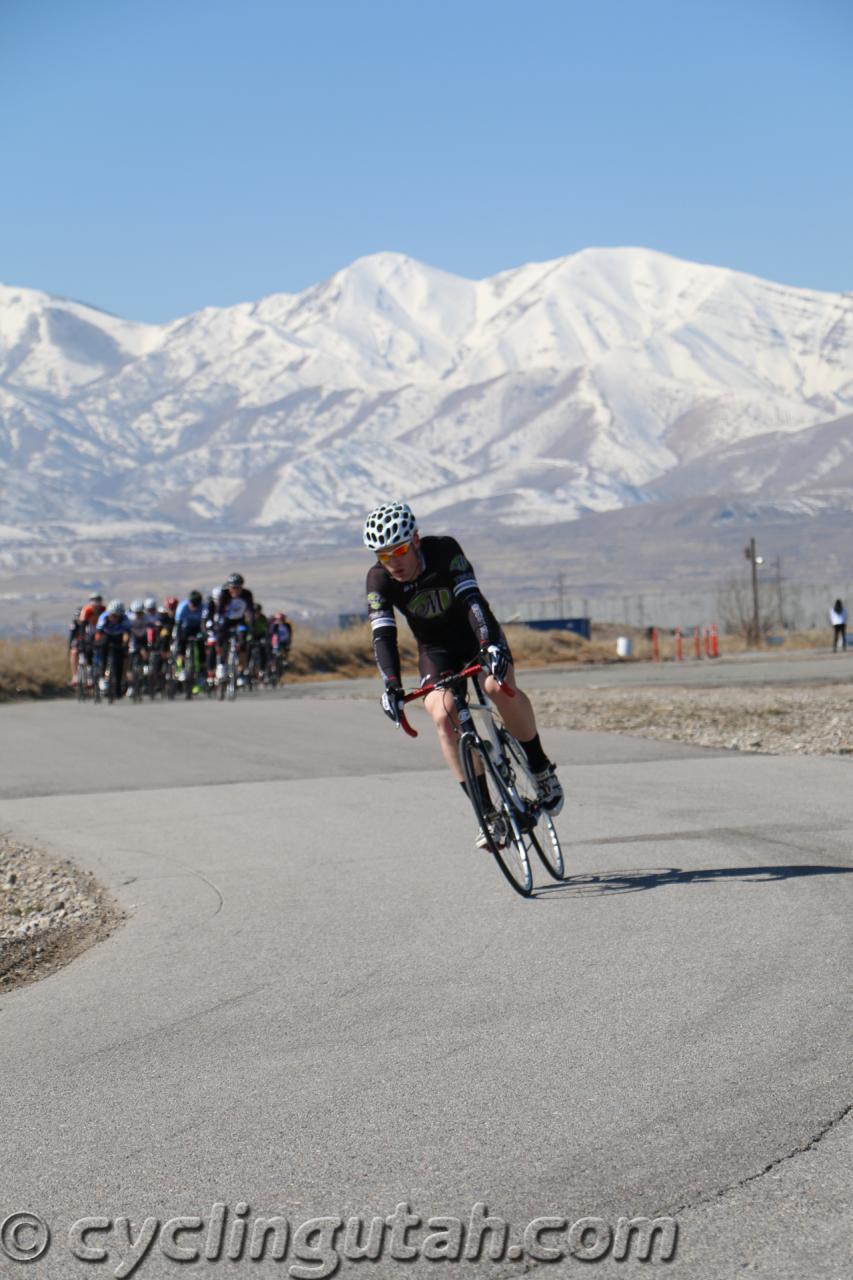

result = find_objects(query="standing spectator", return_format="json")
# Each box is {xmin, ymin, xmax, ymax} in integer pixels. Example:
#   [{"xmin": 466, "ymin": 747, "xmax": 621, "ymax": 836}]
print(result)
[{"xmin": 830, "ymin": 599, "xmax": 847, "ymax": 651}]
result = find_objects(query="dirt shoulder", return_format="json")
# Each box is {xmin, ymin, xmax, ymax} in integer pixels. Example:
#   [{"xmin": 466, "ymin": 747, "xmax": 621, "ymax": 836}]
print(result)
[
  {"xmin": 531, "ymin": 680, "xmax": 853, "ymax": 756},
  {"xmin": 0, "ymin": 836, "xmax": 126, "ymax": 995}
]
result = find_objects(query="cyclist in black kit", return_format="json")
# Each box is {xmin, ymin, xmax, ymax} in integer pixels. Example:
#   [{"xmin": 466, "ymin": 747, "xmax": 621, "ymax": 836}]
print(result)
[
  {"xmin": 363, "ymin": 501, "xmax": 564, "ymax": 847},
  {"xmin": 215, "ymin": 572, "xmax": 255, "ymax": 684}
]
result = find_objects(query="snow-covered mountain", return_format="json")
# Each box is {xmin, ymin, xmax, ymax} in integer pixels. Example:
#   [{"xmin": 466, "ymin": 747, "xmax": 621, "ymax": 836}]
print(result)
[{"xmin": 2, "ymin": 248, "xmax": 852, "ymax": 540}]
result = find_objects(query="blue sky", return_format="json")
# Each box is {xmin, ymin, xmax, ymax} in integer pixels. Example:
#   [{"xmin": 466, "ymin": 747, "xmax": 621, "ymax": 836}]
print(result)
[{"xmin": 3, "ymin": 0, "xmax": 851, "ymax": 321}]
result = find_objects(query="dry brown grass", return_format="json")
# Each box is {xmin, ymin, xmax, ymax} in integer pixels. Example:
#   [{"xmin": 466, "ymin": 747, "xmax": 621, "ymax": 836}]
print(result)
[
  {"xmin": 289, "ymin": 621, "xmax": 611, "ymax": 681},
  {"xmin": 0, "ymin": 637, "xmax": 71, "ymax": 700},
  {"xmin": 0, "ymin": 623, "xmax": 837, "ymax": 700}
]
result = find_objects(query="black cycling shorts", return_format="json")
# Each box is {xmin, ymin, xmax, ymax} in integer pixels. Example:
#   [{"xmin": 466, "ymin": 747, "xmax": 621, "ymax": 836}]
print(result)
[{"xmin": 417, "ymin": 633, "xmax": 513, "ymax": 686}]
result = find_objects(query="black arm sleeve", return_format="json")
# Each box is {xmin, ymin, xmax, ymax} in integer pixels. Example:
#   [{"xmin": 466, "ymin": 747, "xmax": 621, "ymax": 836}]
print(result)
[{"xmin": 366, "ymin": 566, "xmax": 401, "ymax": 684}]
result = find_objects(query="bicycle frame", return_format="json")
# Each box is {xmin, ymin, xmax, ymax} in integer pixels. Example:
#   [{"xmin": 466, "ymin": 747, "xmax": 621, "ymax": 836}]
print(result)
[
  {"xmin": 399, "ymin": 662, "xmax": 511, "ymax": 736},
  {"xmin": 401, "ymin": 664, "xmax": 528, "ymax": 818},
  {"xmin": 398, "ymin": 661, "xmax": 567, "ymax": 894},
  {"xmin": 466, "ymin": 675, "xmax": 508, "ymax": 761}
]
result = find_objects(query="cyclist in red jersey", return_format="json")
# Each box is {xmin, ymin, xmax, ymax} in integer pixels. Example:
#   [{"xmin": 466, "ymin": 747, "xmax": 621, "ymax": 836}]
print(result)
[
  {"xmin": 363, "ymin": 501, "xmax": 564, "ymax": 844},
  {"xmin": 70, "ymin": 594, "xmax": 104, "ymax": 685}
]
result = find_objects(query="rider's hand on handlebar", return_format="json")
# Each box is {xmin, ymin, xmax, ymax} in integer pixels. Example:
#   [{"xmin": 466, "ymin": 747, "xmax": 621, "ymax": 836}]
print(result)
[
  {"xmin": 481, "ymin": 643, "xmax": 511, "ymax": 683},
  {"xmin": 381, "ymin": 681, "xmax": 405, "ymax": 727}
]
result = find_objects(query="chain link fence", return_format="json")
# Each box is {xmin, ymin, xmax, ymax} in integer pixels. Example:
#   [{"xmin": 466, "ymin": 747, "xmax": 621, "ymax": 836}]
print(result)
[{"xmin": 496, "ymin": 579, "xmax": 853, "ymax": 634}]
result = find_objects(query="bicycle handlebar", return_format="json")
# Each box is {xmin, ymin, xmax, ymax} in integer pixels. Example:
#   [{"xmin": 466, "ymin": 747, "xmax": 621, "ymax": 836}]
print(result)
[{"xmin": 398, "ymin": 662, "xmax": 514, "ymax": 738}]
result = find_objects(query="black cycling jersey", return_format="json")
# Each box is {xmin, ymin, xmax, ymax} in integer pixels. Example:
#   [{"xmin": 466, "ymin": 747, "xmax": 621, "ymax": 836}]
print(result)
[
  {"xmin": 218, "ymin": 587, "xmax": 254, "ymax": 625},
  {"xmin": 366, "ymin": 536, "xmax": 504, "ymax": 684}
]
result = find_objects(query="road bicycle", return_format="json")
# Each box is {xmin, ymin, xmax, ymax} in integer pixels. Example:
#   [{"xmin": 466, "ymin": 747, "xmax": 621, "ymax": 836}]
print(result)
[
  {"xmin": 128, "ymin": 648, "xmax": 147, "ymax": 703},
  {"xmin": 246, "ymin": 639, "xmax": 264, "ymax": 691},
  {"xmin": 203, "ymin": 635, "xmax": 218, "ymax": 695},
  {"xmin": 148, "ymin": 643, "xmax": 174, "ymax": 699},
  {"xmin": 267, "ymin": 639, "xmax": 289, "ymax": 688},
  {"xmin": 219, "ymin": 631, "xmax": 242, "ymax": 701},
  {"xmin": 161, "ymin": 649, "xmax": 179, "ymax": 700},
  {"xmin": 179, "ymin": 635, "xmax": 204, "ymax": 700},
  {"xmin": 76, "ymin": 648, "xmax": 98, "ymax": 703},
  {"xmin": 97, "ymin": 647, "xmax": 122, "ymax": 705},
  {"xmin": 400, "ymin": 662, "xmax": 567, "ymax": 897}
]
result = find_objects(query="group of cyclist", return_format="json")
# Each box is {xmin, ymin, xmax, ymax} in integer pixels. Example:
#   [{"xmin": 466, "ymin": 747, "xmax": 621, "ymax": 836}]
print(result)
[
  {"xmin": 68, "ymin": 499, "xmax": 563, "ymax": 848},
  {"xmin": 69, "ymin": 574, "xmax": 293, "ymax": 699}
]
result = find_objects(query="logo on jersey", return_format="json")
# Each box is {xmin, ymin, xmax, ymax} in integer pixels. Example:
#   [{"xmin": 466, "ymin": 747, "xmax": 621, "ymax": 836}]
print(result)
[
  {"xmin": 449, "ymin": 554, "xmax": 470, "ymax": 572},
  {"xmin": 367, "ymin": 592, "xmax": 384, "ymax": 611},
  {"xmin": 408, "ymin": 587, "xmax": 452, "ymax": 619},
  {"xmin": 225, "ymin": 597, "xmax": 249, "ymax": 620}
]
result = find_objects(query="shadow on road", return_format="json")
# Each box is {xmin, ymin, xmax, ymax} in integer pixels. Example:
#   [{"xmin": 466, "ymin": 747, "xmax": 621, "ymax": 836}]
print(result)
[{"xmin": 535, "ymin": 863, "xmax": 853, "ymax": 897}]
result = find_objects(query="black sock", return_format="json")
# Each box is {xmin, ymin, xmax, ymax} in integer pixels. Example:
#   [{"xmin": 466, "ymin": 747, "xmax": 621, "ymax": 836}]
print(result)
[{"xmin": 520, "ymin": 733, "xmax": 550, "ymax": 773}]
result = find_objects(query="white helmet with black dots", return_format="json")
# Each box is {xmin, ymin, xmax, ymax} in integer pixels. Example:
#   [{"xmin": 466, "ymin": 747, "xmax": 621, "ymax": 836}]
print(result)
[{"xmin": 362, "ymin": 502, "xmax": 417, "ymax": 551}]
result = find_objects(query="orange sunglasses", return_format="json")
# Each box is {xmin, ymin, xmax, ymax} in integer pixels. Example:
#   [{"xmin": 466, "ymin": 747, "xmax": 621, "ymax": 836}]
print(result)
[{"xmin": 377, "ymin": 541, "xmax": 413, "ymax": 563}]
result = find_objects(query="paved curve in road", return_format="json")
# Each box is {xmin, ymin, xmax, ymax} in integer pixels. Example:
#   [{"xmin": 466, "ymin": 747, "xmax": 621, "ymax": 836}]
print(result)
[
  {"xmin": 0, "ymin": 671, "xmax": 850, "ymax": 1279},
  {"xmin": 276, "ymin": 646, "xmax": 853, "ymax": 703}
]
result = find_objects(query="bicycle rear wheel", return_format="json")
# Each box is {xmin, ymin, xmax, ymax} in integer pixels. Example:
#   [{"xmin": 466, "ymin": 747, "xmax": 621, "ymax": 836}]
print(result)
[
  {"xmin": 184, "ymin": 645, "xmax": 195, "ymax": 700},
  {"xmin": 500, "ymin": 730, "xmax": 567, "ymax": 880},
  {"xmin": 131, "ymin": 653, "xmax": 144, "ymax": 703},
  {"xmin": 227, "ymin": 643, "xmax": 238, "ymax": 701},
  {"xmin": 91, "ymin": 658, "xmax": 101, "ymax": 704},
  {"xmin": 460, "ymin": 734, "xmax": 533, "ymax": 897},
  {"xmin": 106, "ymin": 658, "xmax": 118, "ymax": 704},
  {"xmin": 147, "ymin": 650, "xmax": 161, "ymax": 699},
  {"xmin": 164, "ymin": 655, "xmax": 177, "ymax": 699},
  {"xmin": 247, "ymin": 643, "xmax": 260, "ymax": 690}
]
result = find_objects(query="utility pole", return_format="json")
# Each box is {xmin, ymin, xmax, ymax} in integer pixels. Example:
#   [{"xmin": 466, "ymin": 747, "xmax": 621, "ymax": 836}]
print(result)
[
  {"xmin": 774, "ymin": 556, "xmax": 784, "ymax": 629},
  {"xmin": 744, "ymin": 538, "xmax": 763, "ymax": 646}
]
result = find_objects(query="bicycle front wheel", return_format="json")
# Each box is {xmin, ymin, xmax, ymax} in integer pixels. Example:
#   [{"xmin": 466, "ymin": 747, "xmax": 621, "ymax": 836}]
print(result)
[
  {"xmin": 460, "ymin": 734, "xmax": 533, "ymax": 897},
  {"xmin": 500, "ymin": 730, "xmax": 567, "ymax": 880},
  {"xmin": 131, "ymin": 654, "xmax": 144, "ymax": 703}
]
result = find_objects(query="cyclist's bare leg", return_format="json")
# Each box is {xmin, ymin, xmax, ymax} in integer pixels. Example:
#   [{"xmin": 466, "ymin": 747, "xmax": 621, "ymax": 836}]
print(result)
[
  {"xmin": 484, "ymin": 664, "xmax": 564, "ymax": 811},
  {"xmin": 423, "ymin": 688, "xmax": 466, "ymax": 783},
  {"xmin": 424, "ymin": 666, "xmax": 543, "ymax": 787},
  {"xmin": 481, "ymin": 666, "xmax": 537, "ymax": 740}
]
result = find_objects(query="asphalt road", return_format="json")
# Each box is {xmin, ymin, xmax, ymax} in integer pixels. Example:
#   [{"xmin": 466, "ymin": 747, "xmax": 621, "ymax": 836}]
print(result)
[
  {"xmin": 283, "ymin": 646, "xmax": 853, "ymax": 702},
  {"xmin": 0, "ymin": 671, "xmax": 851, "ymax": 1279}
]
